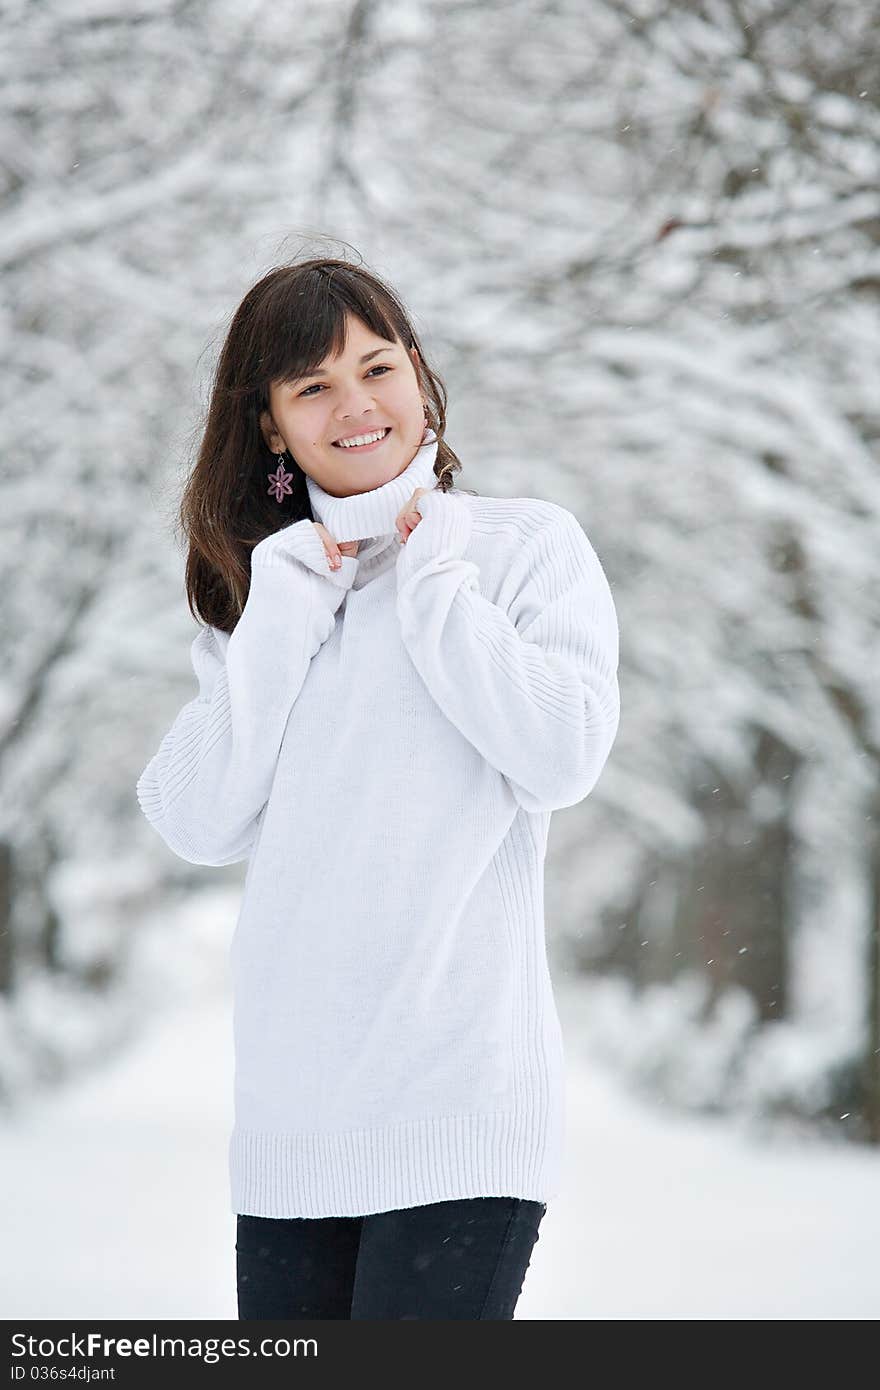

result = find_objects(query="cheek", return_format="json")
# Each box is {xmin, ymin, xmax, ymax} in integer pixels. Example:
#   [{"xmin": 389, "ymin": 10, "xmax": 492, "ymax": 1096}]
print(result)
[
  {"xmin": 390, "ymin": 383, "xmax": 423, "ymax": 416},
  {"xmin": 286, "ymin": 410, "xmax": 326, "ymax": 448}
]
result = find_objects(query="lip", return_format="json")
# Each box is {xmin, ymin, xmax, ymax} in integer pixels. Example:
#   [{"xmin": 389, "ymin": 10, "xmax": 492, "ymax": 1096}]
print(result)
[{"xmin": 332, "ymin": 426, "xmax": 391, "ymax": 452}]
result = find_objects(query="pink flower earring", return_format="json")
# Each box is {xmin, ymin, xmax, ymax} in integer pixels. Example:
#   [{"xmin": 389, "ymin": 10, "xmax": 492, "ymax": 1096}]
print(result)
[{"xmin": 268, "ymin": 452, "xmax": 294, "ymax": 503}]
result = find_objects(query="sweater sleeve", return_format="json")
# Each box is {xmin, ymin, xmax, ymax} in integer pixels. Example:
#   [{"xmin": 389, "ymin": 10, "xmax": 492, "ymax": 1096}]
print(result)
[
  {"xmin": 136, "ymin": 520, "xmax": 358, "ymax": 866},
  {"xmin": 395, "ymin": 491, "xmax": 620, "ymax": 814}
]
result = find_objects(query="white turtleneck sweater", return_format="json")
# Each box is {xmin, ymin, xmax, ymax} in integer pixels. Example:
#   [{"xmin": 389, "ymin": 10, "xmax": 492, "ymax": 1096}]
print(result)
[{"xmin": 136, "ymin": 429, "xmax": 620, "ymax": 1218}]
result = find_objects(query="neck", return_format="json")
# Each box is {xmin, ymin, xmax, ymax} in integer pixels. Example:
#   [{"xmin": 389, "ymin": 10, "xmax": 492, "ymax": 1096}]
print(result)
[{"xmin": 305, "ymin": 428, "xmax": 439, "ymax": 544}]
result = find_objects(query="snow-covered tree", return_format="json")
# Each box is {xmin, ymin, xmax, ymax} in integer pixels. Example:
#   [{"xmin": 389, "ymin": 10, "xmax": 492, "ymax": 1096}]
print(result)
[{"xmin": 1, "ymin": 0, "xmax": 877, "ymax": 1140}]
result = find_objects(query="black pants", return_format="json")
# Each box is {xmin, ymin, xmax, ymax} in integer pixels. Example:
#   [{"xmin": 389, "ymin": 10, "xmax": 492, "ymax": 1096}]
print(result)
[{"xmin": 236, "ymin": 1196, "xmax": 547, "ymax": 1320}]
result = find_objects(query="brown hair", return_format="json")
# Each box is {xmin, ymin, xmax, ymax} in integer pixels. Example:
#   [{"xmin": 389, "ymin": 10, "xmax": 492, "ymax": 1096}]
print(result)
[{"xmin": 176, "ymin": 256, "xmax": 468, "ymax": 633}]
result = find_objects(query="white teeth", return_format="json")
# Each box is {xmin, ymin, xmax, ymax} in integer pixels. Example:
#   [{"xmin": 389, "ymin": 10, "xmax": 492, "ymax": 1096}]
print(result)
[{"xmin": 337, "ymin": 428, "xmax": 387, "ymax": 448}]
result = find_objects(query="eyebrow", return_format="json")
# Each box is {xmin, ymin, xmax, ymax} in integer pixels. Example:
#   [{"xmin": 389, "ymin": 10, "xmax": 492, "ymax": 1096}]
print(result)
[{"xmin": 287, "ymin": 347, "xmax": 394, "ymax": 384}]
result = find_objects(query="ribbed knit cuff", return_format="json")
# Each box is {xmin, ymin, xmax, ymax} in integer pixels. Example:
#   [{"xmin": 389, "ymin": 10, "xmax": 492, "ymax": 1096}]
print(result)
[
  {"xmin": 252, "ymin": 518, "xmax": 359, "ymax": 590},
  {"xmin": 395, "ymin": 488, "xmax": 473, "ymax": 591}
]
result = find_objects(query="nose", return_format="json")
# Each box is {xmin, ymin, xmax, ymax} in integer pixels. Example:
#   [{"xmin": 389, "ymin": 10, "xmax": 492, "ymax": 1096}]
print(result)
[{"xmin": 335, "ymin": 380, "xmax": 377, "ymax": 420}]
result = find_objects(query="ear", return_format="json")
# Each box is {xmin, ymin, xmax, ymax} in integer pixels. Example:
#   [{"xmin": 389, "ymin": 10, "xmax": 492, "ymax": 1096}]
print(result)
[
  {"xmin": 409, "ymin": 344, "xmax": 421, "ymax": 377},
  {"xmin": 259, "ymin": 408, "xmax": 284, "ymax": 454}
]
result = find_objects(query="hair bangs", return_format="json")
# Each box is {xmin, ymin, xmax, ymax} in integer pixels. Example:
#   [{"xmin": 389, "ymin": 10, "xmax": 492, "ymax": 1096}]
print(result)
[{"xmin": 259, "ymin": 268, "xmax": 404, "ymax": 401}]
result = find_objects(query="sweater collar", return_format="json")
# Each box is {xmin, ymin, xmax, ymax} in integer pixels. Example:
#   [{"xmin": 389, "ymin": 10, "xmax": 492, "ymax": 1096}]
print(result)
[{"xmin": 305, "ymin": 427, "xmax": 439, "ymax": 544}]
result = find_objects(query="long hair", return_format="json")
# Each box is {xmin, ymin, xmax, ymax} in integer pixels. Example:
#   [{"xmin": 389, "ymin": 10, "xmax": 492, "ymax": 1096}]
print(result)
[{"xmin": 177, "ymin": 256, "xmax": 467, "ymax": 633}]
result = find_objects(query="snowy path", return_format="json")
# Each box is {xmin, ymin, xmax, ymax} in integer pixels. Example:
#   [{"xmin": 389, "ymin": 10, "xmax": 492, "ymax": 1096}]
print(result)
[{"xmin": 3, "ymin": 977, "xmax": 879, "ymax": 1320}]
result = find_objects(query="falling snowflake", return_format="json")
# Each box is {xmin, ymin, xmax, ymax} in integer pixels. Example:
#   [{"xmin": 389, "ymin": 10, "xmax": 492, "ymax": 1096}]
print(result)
[{"xmin": 267, "ymin": 461, "xmax": 293, "ymax": 502}]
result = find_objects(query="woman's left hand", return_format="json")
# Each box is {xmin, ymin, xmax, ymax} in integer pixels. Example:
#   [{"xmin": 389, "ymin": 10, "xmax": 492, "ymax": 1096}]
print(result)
[{"xmin": 396, "ymin": 487, "xmax": 432, "ymax": 544}]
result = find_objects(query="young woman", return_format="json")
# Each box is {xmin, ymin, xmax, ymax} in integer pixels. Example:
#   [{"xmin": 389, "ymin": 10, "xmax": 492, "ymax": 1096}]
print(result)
[{"xmin": 136, "ymin": 256, "xmax": 620, "ymax": 1320}]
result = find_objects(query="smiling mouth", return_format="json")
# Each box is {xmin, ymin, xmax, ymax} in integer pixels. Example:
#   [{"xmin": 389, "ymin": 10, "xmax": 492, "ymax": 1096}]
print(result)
[{"xmin": 332, "ymin": 426, "xmax": 392, "ymax": 451}]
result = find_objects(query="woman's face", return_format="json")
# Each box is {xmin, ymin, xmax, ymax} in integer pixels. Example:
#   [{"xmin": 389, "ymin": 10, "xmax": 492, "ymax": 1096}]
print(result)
[{"xmin": 260, "ymin": 313, "xmax": 427, "ymax": 500}]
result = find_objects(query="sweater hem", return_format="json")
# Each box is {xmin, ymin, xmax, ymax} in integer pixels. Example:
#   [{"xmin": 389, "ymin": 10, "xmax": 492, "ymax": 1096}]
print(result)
[{"xmin": 229, "ymin": 1107, "xmax": 563, "ymax": 1218}]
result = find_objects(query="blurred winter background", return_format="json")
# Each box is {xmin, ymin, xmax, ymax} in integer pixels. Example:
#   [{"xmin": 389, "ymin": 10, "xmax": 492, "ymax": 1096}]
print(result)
[{"xmin": 1, "ymin": 0, "xmax": 879, "ymax": 1319}]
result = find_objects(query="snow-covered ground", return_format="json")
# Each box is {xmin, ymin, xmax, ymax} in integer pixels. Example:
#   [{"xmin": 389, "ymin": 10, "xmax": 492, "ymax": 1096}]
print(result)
[{"xmin": 3, "ymin": 968, "xmax": 878, "ymax": 1320}]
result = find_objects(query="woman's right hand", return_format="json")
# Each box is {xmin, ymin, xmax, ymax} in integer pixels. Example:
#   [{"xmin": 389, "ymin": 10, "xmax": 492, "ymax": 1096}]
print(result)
[{"xmin": 312, "ymin": 522, "xmax": 360, "ymax": 571}]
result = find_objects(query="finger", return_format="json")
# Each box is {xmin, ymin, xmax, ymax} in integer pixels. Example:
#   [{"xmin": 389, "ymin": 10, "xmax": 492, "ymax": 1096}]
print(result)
[{"xmin": 312, "ymin": 523, "xmax": 340, "ymax": 568}]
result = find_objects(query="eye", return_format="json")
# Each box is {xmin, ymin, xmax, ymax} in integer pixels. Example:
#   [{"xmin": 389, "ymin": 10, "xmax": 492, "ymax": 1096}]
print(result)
[{"xmin": 298, "ymin": 364, "xmax": 392, "ymax": 397}]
